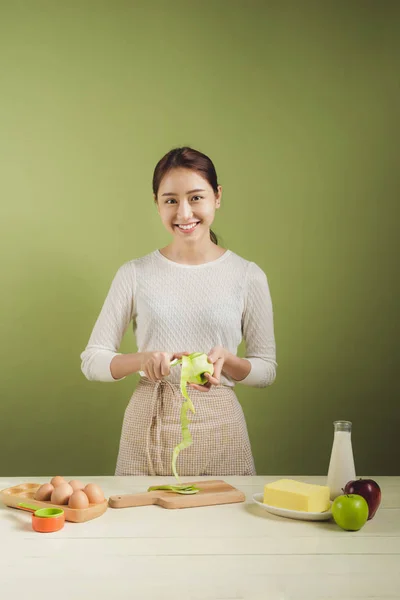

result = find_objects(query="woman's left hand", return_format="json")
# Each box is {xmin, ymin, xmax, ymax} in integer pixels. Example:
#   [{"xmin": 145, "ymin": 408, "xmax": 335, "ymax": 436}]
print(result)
[{"xmin": 188, "ymin": 346, "xmax": 227, "ymax": 392}]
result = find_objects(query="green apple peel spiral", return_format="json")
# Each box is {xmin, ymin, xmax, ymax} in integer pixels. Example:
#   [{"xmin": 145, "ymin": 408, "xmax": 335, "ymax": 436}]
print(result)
[{"xmin": 147, "ymin": 353, "xmax": 214, "ymax": 495}]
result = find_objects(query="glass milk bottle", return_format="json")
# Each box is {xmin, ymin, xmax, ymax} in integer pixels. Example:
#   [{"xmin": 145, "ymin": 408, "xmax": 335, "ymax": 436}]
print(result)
[{"xmin": 327, "ymin": 420, "xmax": 356, "ymax": 500}]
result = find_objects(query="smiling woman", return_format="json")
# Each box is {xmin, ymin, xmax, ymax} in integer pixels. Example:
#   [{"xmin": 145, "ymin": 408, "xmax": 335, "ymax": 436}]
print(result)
[
  {"xmin": 153, "ymin": 147, "xmax": 221, "ymax": 248},
  {"xmin": 80, "ymin": 146, "xmax": 277, "ymax": 477}
]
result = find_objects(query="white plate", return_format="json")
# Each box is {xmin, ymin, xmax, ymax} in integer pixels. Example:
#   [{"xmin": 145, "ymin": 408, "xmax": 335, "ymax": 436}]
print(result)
[{"xmin": 252, "ymin": 493, "xmax": 333, "ymax": 521}]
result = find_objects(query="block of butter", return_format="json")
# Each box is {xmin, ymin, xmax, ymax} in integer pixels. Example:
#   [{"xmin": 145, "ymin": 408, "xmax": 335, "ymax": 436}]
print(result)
[{"xmin": 263, "ymin": 479, "xmax": 330, "ymax": 513}]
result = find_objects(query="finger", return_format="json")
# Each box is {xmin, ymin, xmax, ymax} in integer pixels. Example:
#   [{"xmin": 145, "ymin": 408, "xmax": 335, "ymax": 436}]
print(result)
[
  {"xmin": 154, "ymin": 361, "xmax": 165, "ymax": 380},
  {"xmin": 204, "ymin": 374, "xmax": 220, "ymax": 385},
  {"xmin": 207, "ymin": 351, "xmax": 218, "ymax": 364},
  {"xmin": 207, "ymin": 348, "xmax": 223, "ymax": 364},
  {"xmin": 147, "ymin": 363, "xmax": 157, "ymax": 382},
  {"xmin": 206, "ymin": 363, "xmax": 222, "ymax": 382},
  {"xmin": 204, "ymin": 372, "xmax": 217, "ymax": 381},
  {"xmin": 172, "ymin": 351, "xmax": 190, "ymax": 360},
  {"xmin": 160, "ymin": 355, "xmax": 170, "ymax": 377},
  {"xmin": 213, "ymin": 364, "xmax": 223, "ymax": 381},
  {"xmin": 188, "ymin": 382, "xmax": 211, "ymax": 392},
  {"xmin": 206, "ymin": 359, "xmax": 222, "ymax": 383}
]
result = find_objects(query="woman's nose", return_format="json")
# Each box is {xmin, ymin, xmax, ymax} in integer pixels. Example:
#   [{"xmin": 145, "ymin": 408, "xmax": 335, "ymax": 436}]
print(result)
[{"xmin": 176, "ymin": 200, "xmax": 192, "ymax": 220}]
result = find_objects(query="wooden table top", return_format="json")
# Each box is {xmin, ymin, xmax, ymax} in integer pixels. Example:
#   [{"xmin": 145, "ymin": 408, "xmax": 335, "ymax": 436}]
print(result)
[{"xmin": 1, "ymin": 475, "xmax": 399, "ymax": 600}]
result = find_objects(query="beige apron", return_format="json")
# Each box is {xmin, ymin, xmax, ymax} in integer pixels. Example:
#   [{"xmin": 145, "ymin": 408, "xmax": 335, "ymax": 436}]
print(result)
[{"xmin": 115, "ymin": 377, "xmax": 256, "ymax": 476}]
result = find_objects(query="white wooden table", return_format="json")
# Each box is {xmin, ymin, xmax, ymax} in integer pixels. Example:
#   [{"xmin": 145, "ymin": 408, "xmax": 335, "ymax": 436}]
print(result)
[{"xmin": 1, "ymin": 476, "xmax": 399, "ymax": 600}]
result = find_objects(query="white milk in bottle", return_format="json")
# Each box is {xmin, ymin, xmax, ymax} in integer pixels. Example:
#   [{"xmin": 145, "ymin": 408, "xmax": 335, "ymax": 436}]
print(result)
[{"xmin": 327, "ymin": 420, "xmax": 356, "ymax": 500}]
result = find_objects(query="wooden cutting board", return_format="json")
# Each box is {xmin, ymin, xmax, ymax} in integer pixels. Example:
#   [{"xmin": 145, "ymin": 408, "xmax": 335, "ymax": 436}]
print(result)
[
  {"xmin": 0, "ymin": 483, "xmax": 108, "ymax": 523},
  {"xmin": 108, "ymin": 479, "xmax": 245, "ymax": 509}
]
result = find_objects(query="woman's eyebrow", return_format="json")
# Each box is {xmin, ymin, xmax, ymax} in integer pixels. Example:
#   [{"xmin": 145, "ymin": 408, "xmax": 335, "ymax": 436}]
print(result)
[{"xmin": 161, "ymin": 189, "xmax": 206, "ymax": 197}]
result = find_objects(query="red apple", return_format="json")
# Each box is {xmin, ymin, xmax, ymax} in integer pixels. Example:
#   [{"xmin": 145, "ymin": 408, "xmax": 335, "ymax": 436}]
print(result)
[{"xmin": 344, "ymin": 478, "xmax": 381, "ymax": 520}]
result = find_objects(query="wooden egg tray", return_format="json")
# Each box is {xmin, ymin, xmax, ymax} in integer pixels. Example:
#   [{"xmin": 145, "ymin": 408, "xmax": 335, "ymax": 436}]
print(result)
[{"xmin": 0, "ymin": 482, "xmax": 108, "ymax": 523}]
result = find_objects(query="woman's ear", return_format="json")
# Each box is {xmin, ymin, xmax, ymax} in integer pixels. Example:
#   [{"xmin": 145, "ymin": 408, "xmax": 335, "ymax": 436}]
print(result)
[
  {"xmin": 154, "ymin": 194, "xmax": 159, "ymax": 211},
  {"xmin": 215, "ymin": 185, "xmax": 222, "ymax": 209}
]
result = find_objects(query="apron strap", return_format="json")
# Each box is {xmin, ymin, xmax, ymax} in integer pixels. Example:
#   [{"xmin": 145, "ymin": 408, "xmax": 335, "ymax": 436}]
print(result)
[{"xmin": 145, "ymin": 378, "xmax": 181, "ymax": 476}]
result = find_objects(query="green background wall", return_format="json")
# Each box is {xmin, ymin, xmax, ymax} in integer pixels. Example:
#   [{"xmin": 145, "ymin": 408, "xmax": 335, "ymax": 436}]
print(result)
[{"xmin": 0, "ymin": 1, "xmax": 398, "ymax": 476}]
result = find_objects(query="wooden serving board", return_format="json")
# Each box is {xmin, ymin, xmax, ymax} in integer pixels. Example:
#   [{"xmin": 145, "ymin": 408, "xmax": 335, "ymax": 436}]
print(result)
[
  {"xmin": 0, "ymin": 483, "xmax": 108, "ymax": 523},
  {"xmin": 108, "ymin": 479, "xmax": 245, "ymax": 509}
]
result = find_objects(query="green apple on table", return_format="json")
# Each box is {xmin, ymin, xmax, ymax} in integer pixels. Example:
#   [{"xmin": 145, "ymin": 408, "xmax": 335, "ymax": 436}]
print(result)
[{"xmin": 331, "ymin": 493, "xmax": 369, "ymax": 531}]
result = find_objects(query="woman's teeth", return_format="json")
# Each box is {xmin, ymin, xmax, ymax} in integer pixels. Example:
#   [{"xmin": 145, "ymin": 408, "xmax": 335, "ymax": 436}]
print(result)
[{"xmin": 176, "ymin": 222, "xmax": 199, "ymax": 232}]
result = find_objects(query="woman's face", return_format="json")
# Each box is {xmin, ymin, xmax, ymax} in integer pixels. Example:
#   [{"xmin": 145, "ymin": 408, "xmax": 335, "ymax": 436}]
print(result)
[{"xmin": 155, "ymin": 168, "xmax": 221, "ymax": 242}]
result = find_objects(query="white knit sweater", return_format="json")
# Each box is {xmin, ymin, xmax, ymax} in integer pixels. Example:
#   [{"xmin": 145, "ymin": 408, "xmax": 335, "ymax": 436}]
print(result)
[{"xmin": 80, "ymin": 249, "xmax": 277, "ymax": 387}]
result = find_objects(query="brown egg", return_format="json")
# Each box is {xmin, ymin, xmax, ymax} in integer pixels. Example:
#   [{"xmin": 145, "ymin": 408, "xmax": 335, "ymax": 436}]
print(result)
[
  {"xmin": 68, "ymin": 490, "xmax": 90, "ymax": 509},
  {"xmin": 50, "ymin": 476, "xmax": 67, "ymax": 488},
  {"xmin": 84, "ymin": 483, "xmax": 105, "ymax": 504},
  {"xmin": 34, "ymin": 483, "xmax": 54, "ymax": 501},
  {"xmin": 69, "ymin": 479, "xmax": 85, "ymax": 492},
  {"xmin": 51, "ymin": 482, "xmax": 74, "ymax": 505}
]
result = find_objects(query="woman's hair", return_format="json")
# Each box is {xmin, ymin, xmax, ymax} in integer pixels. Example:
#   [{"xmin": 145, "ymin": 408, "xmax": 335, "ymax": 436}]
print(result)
[{"xmin": 152, "ymin": 146, "xmax": 219, "ymax": 245}]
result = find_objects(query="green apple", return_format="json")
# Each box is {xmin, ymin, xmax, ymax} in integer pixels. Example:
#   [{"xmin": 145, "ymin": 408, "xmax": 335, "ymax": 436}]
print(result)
[{"xmin": 332, "ymin": 493, "xmax": 369, "ymax": 531}]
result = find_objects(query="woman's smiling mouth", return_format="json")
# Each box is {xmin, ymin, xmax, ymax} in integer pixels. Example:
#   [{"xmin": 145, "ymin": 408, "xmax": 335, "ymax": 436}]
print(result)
[{"xmin": 174, "ymin": 221, "xmax": 200, "ymax": 233}]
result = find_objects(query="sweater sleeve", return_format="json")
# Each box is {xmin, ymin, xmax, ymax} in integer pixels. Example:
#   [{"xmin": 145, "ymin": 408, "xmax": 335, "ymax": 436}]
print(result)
[
  {"xmin": 238, "ymin": 262, "xmax": 277, "ymax": 387},
  {"xmin": 80, "ymin": 262, "xmax": 135, "ymax": 382}
]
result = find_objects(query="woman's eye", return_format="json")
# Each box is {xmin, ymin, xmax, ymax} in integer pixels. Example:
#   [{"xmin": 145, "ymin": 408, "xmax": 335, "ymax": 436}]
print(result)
[{"xmin": 165, "ymin": 196, "xmax": 203, "ymax": 204}]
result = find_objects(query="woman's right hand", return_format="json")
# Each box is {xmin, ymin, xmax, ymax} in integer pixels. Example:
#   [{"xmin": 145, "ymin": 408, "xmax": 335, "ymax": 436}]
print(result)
[{"xmin": 140, "ymin": 351, "xmax": 189, "ymax": 382}]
